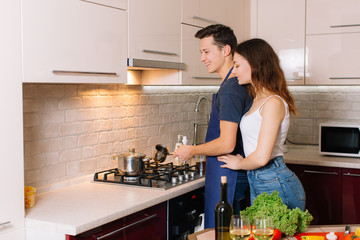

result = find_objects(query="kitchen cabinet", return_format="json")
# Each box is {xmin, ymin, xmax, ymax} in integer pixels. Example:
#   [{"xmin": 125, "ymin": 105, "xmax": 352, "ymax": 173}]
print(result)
[
  {"xmin": 287, "ymin": 164, "xmax": 360, "ymax": 225},
  {"xmin": 305, "ymin": 33, "xmax": 360, "ymax": 85},
  {"xmin": 341, "ymin": 168, "xmax": 360, "ymax": 224},
  {"xmin": 181, "ymin": 0, "xmax": 228, "ymax": 28},
  {"xmin": 66, "ymin": 202, "xmax": 167, "ymax": 240},
  {"xmin": 0, "ymin": 0, "xmax": 25, "ymax": 239},
  {"xmin": 255, "ymin": 0, "xmax": 305, "ymax": 85},
  {"xmin": 179, "ymin": 24, "xmax": 221, "ymax": 85},
  {"xmin": 306, "ymin": 0, "xmax": 360, "ymax": 35},
  {"xmin": 128, "ymin": 0, "xmax": 181, "ymax": 63},
  {"xmin": 22, "ymin": 0, "xmax": 127, "ymax": 84}
]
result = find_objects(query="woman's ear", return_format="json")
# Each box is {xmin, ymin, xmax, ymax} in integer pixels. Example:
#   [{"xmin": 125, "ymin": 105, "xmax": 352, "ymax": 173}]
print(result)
[{"xmin": 223, "ymin": 44, "xmax": 232, "ymax": 57}]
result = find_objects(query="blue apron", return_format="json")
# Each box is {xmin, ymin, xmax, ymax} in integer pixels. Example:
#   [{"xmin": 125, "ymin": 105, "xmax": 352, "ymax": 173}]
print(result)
[{"xmin": 204, "ymin": 68, "xmax": 239, "ymax": 228}]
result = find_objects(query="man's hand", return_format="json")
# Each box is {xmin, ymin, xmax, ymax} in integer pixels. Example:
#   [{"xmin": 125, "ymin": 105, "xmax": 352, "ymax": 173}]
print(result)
[
  {"xmin": 173, "ymin": 145, "xmax": 194, "ymax": 162},
  {"xmin": 217, "ymin": 154, "xmax": 243, "ymax": 170}
]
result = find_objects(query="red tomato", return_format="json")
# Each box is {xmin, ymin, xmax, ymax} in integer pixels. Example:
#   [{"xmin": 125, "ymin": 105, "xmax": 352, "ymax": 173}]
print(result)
[{"xmin": 272, "ymin": 229, "xmax": 282, "ymax": 240}]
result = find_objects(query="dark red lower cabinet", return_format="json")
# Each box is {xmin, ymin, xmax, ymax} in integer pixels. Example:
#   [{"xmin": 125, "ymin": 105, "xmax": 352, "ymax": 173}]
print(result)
[
  {"xmin": 287, "ymin": 164, "xmax": 342, "ymax": 225},
  {"xmin": 66, "ymin": 202, "xmax": 167, "ymax": 240},
  {"xmin": 342, "ymin": 168, "xmax": 360, "ymax": 224}
]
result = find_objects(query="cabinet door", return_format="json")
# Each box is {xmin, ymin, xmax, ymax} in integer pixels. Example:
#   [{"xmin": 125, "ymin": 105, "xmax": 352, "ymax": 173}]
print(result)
[
  {"xmin": 306, "ymin": 33, "xmax": 360, "ymax": 85},
  {"xmin": 342, "ymin": 168, "xmax": 360, "ymax": 224},
  {"xmin": 299, "ymin": 165, "xmax": 341, "ymax": 225},
  {"xmin": 0, "ymin": 0, "xmax": 25, "ymax": 239},
  {"xmin": 66, "ymin": 203, "xmax": 167, "ymax": 240},
  {"xmin": 22, "ymin": 0, "xmax": 127, "ymax": 84},
  {"xmin": 180, "ymin": 24, "xmax": 221, "ymax": 85},
  {"xmin": 181, "ymin": 0, "xmax": 227, "ymax": 27},
  {"xmin": 128, "ymin": 0, "xmax": 181, "ymax": 62},
  {"xmin": 257, "ymin": 0, "xmax": 305, "ymax": 85},
  {"xmin": 307, "ymin": 0, "xmax": 360, "ymax": 35}
]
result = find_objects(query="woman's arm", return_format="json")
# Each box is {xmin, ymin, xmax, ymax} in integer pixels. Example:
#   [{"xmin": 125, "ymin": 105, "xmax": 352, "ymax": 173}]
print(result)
[{"xmin": 218, "ymin": 97, "xmax": 285, "ymax": 170}]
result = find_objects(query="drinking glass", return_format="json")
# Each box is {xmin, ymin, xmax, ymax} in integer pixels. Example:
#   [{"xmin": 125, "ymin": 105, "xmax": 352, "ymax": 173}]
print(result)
[
  {"xmin": 229, "ymin": 214, "xmax": 251, "ymax": 240},
  {"xmin": 252, "ymin": 216, "xmax": 274, "ymax": 240}
]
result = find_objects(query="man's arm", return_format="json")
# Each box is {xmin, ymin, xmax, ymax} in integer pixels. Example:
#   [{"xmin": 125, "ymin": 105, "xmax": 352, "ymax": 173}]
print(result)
[{"xmin": 173, "ymin": 120, "xmax": 238, "ymax": 161}]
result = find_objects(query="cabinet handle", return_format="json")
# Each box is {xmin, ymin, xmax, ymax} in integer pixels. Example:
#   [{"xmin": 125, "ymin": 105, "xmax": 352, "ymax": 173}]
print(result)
[
  {"xmin": 343, "ymin": 173, "xmax": 360, "ymax": 177},
  {"xmin": 304, "ymin": 170, "xmax": 338, "ymax": 175},
  {"xmin": 330, "ymin": 24, "xmax": 360, "ymax": 28},
  {"xmin": 192, "ymin": 76, "xmax": 222, "ymax": 80},
  {"xmin": 329, "ymin": 77, "xmax": 360, "ymax": 80},
  {"xmin": 53, "ymin": 70, "xmax": 118, "ymax": 76},
  {"xmin": 286, "ymin": 77, "xmax": 303, "ymax": 81},
  {"xmin": 142, "ymin": 49, "xmax": 177, "ymax": 56},
  {"xmin": 0, "ymin": 221, "xmax": 10, "ymax": 228},
  {"xmin": 192, "ymin": 16, "xmax": 219, "ymax": 24},
  {"xmin": 96, "ymin": 214, "xmax": 157, "ymax": 240}
]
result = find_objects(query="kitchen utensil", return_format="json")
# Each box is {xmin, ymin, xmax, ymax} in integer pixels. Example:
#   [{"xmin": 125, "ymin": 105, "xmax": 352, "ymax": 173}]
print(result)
[
  {"xmin": 153, "ymin": 144, "xmax": 173, "ymax": 163},
  {"xmin": 112, "ymin": 148, "xmax": 146, "ymax": 176}
]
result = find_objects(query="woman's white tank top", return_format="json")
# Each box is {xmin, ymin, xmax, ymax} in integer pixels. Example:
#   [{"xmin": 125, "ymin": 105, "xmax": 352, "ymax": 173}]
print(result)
[{"xmin": 240, "ymin": 95, "xmax": 290, "ymax": 158}]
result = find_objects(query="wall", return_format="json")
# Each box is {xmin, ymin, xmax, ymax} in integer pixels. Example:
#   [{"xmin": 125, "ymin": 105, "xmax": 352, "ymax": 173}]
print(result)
[
  {"xmin": 23, "ymin": 84, "xmax": 360, "ymax": 188},
  {"xmin": 23, "ymin": 84, "xmax": 214, "ymax": 188}
]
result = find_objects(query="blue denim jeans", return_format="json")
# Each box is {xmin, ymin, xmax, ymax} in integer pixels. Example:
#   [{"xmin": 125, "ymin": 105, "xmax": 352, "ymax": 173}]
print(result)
[{"xmin": 247, "ymin": 156, "xmax": 306, "ymax": 210}]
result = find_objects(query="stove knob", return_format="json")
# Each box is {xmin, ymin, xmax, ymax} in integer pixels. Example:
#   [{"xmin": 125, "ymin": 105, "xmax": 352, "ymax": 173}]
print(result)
[
  {"xmin": 190, "ymin": 172, "xmax": 196, "ymax": 178},
  {"xmin": 178, "ymin": 175, "xmax": 184, "ymax": 182},
  {"xmin": 171, "ymin": 177, "xmax": 178, "ymax": 184},
  {"xmin": 184, "ymin": 172, "xmax": 190, "ymax": 180}
]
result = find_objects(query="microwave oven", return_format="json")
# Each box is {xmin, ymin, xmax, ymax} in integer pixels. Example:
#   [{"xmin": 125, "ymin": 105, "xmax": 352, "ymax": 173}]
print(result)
[{"xmin": 319, "ymin": 121, "xmax": 360, "ymax": 157}]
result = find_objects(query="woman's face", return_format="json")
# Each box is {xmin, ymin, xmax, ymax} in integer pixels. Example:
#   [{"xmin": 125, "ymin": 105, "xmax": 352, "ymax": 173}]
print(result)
[{"xmin": 232, "ymin": 53, "xmax": 252, "ymax": 85}]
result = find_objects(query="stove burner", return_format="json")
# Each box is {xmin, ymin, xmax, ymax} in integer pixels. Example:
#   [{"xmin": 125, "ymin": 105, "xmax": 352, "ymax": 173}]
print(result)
[{"xmin": 93, "ymin": 162, "xmax": 203, "ymax": 190}]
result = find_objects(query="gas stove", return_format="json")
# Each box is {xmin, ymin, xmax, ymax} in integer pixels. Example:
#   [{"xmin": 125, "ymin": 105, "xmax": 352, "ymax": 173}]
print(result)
[{"xmin": 93, "ymin": 162, "xmax": 204, "ymax": 190}]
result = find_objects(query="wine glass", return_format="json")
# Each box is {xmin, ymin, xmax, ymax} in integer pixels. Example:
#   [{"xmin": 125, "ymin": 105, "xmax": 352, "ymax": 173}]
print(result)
[
  {"xmin": 229, "ymin": 214, "xmax": 251, "ymax": 240},
  {"xmin": 252, "ymin": 216, "xmax": 274, "ymax": 240}
]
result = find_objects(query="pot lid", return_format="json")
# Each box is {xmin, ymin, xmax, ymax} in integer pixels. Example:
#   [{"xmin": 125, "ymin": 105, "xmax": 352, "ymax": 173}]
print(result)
[{"xmin": 119, "ymin": 148, "xmax": 146, "ymax": 159}]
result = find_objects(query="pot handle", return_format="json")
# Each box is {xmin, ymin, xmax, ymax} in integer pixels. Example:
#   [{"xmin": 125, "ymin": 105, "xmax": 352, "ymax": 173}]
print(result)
[{"xmin": 111, "ymin": 155, "xmax": 119, "ymax": 161}]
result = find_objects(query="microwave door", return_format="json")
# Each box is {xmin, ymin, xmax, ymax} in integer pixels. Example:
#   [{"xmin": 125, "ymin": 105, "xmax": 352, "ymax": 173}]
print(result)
[{"xmin": 321, "ymin": 126, "xmax": 360, "ymax": 155}]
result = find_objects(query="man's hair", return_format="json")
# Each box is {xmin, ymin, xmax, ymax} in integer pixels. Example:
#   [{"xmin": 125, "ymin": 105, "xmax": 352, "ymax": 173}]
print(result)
[{"xmin": 195, "ymin": 24, "xmax": 237, "ymax": 55}]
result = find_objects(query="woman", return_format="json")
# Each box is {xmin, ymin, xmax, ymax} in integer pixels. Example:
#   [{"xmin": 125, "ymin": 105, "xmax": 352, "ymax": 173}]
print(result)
[{"xmin": 217, "ymin": 38, "xmax": 305, "ymax": 210}]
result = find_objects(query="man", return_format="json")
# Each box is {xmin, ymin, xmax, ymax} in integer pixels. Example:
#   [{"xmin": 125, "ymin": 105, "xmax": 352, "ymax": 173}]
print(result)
[{"xmin": 173, "ymin": 24, "xmax": 253, "ymax": 228}]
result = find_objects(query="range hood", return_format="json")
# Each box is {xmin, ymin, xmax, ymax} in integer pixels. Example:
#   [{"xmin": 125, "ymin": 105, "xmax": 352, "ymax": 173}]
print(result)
[{"xmin": 127, "ymin": 58, "xmax": 186, "ymax": 70}]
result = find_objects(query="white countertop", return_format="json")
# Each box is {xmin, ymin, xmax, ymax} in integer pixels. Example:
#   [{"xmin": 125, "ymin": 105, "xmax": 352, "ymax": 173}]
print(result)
[
  {"xmin": 25, "ymin": 145, "xmax": 360, "ymax": 237},
  {"xmin": 25, "ymin": 176, "xmax": 205, "ymax": 236}
]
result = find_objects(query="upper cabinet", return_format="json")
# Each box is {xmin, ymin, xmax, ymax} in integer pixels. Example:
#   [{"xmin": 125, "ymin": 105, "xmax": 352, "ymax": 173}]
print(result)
[
  {"xmin": 255, "ymin": 0, "xmax": 305, "ymax": 85},
  {"xmin": 22, "ymin": 0, "xmax": 127, "ymax": 84},
  {"xmin": 306, "ymin": 0, "xmax": 360, "ymax": 35},
  {"xmin": 305, "ymin": 0, "xmax": 360, "ymax": 85},
  {"xmin": 128, "ymin": 0, "xmax": 181, "ymax": 63},
  {"xmin": 181, "ymin": 0, "xmax": 227, "ymax": 27}
]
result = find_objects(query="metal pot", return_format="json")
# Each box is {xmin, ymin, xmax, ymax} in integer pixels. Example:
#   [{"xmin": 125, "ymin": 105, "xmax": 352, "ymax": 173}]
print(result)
[
  {"xmin": 112, "ymin": 148, "xmax": 146, "ymax": 176},
  {"xmin": 153, "ymin": 144, "xmax": 173, "ymax": 163}
]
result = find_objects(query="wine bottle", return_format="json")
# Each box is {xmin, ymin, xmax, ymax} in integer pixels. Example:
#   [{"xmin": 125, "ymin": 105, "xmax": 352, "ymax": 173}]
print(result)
[{"xmin": 215, "ymin": 176, "xmax": 233, "ymax": 240}]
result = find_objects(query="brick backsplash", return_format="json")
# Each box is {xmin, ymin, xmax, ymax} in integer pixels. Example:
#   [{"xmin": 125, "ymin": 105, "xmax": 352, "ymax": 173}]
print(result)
[{"xmin": 23, "ymin": 84, "xmax": 360, "ymax": 187}]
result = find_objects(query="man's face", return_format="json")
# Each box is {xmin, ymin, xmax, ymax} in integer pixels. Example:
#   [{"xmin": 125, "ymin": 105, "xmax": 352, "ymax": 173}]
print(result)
[
  {"xmin": 232, "ymin": 53, "xmax": 252, "ymax": 85},
  {"xmin": 199, "ymin": 36, "xmax": 226, "ymax": 74}
]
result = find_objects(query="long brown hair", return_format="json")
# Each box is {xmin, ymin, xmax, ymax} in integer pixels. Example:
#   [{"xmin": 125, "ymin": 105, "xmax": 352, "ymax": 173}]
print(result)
[{"xmin": 235, "ymin": 38, "xmax": 297, "ymax": 115}]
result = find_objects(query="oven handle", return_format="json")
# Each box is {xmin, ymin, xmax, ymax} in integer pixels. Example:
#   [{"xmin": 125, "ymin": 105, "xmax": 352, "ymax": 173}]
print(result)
[{"xmin": 96, "ymin": 213, "xmax": 157, "ymax": 240}]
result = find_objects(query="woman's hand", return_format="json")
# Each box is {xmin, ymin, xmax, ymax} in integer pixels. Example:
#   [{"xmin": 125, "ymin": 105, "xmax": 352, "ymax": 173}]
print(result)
[{"xmin": 217, "ymin": 154, "xmax": 243, "ymax": 170}]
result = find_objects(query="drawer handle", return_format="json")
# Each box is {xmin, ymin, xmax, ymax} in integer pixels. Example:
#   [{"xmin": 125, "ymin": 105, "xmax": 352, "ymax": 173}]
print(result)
[
  {"xmin": 343, "ymin": 173, "xmax": 360, "ymax": 177},
  {"xmin": 0, "ymin": 221, "xmax": 10, "ymax": 228},
  {"xmin": 304, "ymin": 170, "xmax": 338, "ymax": 175},
  {"xmin": 329, "ymin": 77, "xmax": 360, "ymax": 80},
  {"xmin": 330, "ymin": 24, "xmax": 360, "ymax": 28},
  {"xmin": 96, "ymin": 214, "xmax": 157, "ymax": 240},
  {"xmin": 192, "ymin": 16, "xmax": 219, "ymax": 24},
  {"xmin": 53, "ymin": 70, "xmax": 118, "ymax": 76},
  {"xmin": 192, "ymin": 76, "xmax": 222, "ymax": 80},
  {"xmin": 142, "ymin": 49, "xmax": 177, "ymax": 56}
]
